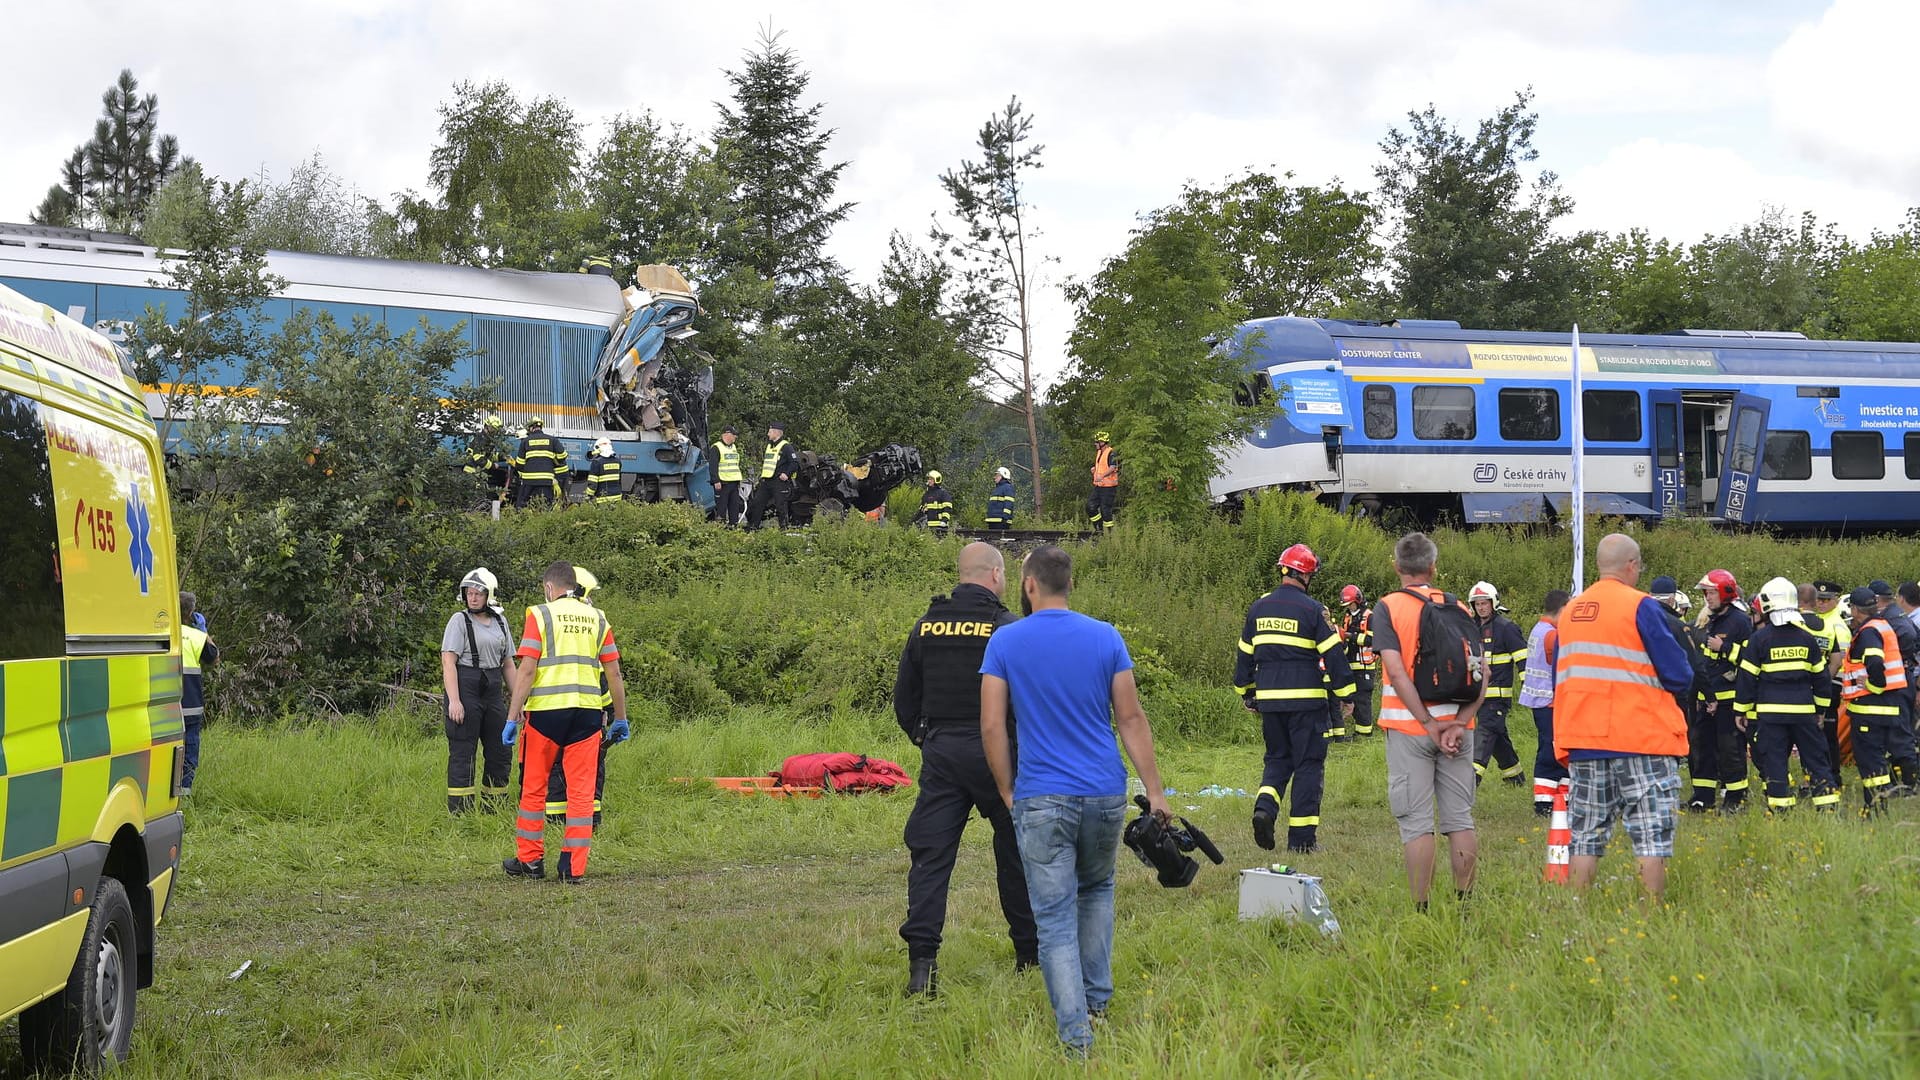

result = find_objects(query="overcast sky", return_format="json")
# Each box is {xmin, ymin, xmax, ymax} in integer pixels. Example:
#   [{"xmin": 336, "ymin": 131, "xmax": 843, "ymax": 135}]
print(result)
[{"xmin": 5, "ymin": 0, "xmax": 1917, "ymax": 383}]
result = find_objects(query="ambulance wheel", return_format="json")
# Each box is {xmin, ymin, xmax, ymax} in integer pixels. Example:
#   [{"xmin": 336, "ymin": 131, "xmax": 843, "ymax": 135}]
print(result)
[{"xmin": 19, "ymin": 876, "xmax": 138, "ymax": 1071}]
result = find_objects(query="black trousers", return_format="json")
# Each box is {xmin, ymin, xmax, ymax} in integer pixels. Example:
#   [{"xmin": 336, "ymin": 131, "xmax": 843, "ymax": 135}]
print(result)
[
  {"xmin": 515, "ymin": 478, "xmax": 557, "ymax": 508},
  {"xmin": 1088, "ymin": 486, "xmax": 1117, "ymax": 530},
  {"xmin": 1754, "ymin": 720, "xmax": 1836, "ymax": 807},
  {"xmin": 900, "ymin": 726, "xmax": 1036, "ymax": 961},
  {"xmin": 1255, "ymin": 706, "xmax": 1329, "ymax": 847},
  {"xmin": 446, "ymin": 665, "xmax": 511, "ymax": 813},
  {"xmin": 1852, "ymin": 705, "xmax": 1919, "ymax": 805},
  {"xmin": 1349, "ymin": 672, "xmax": 1375, "ymax": 733},
  {"xmin": 714, "ymin": 480, "xmax": 743, "ymax": 526},
  {"xmin": 1529, "ymin": 705, "xmax": 1568, "ymax": 796},
  {"xmin": 745, "ymin": 477, "xmax": 790, "ymax": 529},
  {"xmin": 1687, "ymin": 699, "xmax": 1748, "ymax": 805},
  {"xmin": 1472, "ymin": 700, "xmax": 1521, "ymax": 777}
]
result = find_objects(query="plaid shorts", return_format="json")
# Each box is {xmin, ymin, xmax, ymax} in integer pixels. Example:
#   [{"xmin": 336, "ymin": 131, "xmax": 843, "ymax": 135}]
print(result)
[{"xmin": 1567, "ymin": 755, "xmax": 1681, "ymax": 859}]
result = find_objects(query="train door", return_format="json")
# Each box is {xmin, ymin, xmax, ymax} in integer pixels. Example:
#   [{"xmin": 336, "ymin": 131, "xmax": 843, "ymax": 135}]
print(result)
[
  {"xmin": 1648, "ymin": 389, "xmax": 1683, "ymax": 518},
  {"xmin": 1713, "ymin": 392, "xmax": 1771, "ymax": 523},
  {"xmin": 1682, "ymin": 393, "xmax": 1729, "ymax": 514}
]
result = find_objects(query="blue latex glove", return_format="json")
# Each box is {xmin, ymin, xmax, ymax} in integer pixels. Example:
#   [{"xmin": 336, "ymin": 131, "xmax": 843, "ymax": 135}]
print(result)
[
  {"xmin": 607, "ymin": 718, "xmax": 631, "ymax": 744},
  {"xmin": 502, "ymin": 719, "xmax": 519, "ymax": 745}
]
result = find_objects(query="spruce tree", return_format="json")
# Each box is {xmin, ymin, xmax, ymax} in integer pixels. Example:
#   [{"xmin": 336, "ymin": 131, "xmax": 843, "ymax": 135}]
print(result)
[{"xmin": 32, "ymin": 69, "xmax": 185, "ymax": 231}]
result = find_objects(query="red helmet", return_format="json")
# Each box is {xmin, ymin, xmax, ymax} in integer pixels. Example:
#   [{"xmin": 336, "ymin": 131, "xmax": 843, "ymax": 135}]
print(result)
[
  {"xmin": 1340, "ymin": 584, "xmax": 1362, "ymax": 605},
  {"xmin": 1697, "ymin": 569, "xmax": 1739, "ymax": 605},
  {"xmin": 1277, "ymin": 543, "xmax": 1319, "ymax": 576}
]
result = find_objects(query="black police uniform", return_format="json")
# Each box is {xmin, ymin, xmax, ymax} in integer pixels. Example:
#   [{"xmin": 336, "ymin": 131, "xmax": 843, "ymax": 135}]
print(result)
[
  {"xmin": 1689, "ymin": 603, "xmax": 1752, "ymax": 810},
  {"xmin": 1473, "ymin": 611, "xmax": 1529, "ymax": 785},
  {"xmin": 1341, "ymin": 606, "xmax": 1377, "ymax": 736},
  {"xmin": 1879, "ymin": 603, "xmax": 1920, "ymax": 782},
  {"xmin": 1735, "ymin": 620, "xmax": 1838, "ymax": 810},
  {"xmin": 893, "ymin": 583, "xmax": 1036, "ymax": 968},
  {"xmin": 1234, "ymin": 580, "xmax": 1356, "ymax": 852}
]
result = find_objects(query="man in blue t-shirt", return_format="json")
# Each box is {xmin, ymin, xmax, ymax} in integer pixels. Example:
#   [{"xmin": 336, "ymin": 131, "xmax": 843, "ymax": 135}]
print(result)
[{"xmin": 981, "ymin": 545, "xmax": 1169, "ymax": 1057}]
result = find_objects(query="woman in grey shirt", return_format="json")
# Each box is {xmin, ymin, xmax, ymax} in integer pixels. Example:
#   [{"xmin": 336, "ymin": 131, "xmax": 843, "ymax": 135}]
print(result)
[{"xmin": 440, "ymin": 568, "xmax": 513, "ymax": 814}]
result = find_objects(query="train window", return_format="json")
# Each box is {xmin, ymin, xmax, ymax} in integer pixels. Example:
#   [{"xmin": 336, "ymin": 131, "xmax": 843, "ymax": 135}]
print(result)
[
  {"xmin": 0, "ymin": 388, "xmax": 64, "ymax": 661},
  {"xmin": 1412, "ymin": 385, "xmax": 1475, "ymax": 440},
  {"xmin": 1363, "ymin": 385, "xmax": 1396, "ymax": 439},
  {"xmin": 1760, "ymin": 431, "xmax": 1811, "ymax": 481},
  {"xmin": 1654, "ymin": 402, "xmax": 1679, "ymax": 468},
  {"xmin": 1908, "ymin": 433, "xmax": 1920, "ymax": 480},
  {"xmin": 1582, "ymin": 390, "xmax": 1641, "ymax": 442},
  {"xmin": 1795, "ymin": 386, "xmax": 1840, "ymax": 398},
  {"xmin": 1726, "ymin": 407, "xmax": 1763, "ymax": 476},
  {"xmin": 1831, "ymin": 431, "xmax": 1885, "ymax": 480},
  {"xmin": 1498, "ymin": 388, "xmax": 1559, "ymax": 441}
]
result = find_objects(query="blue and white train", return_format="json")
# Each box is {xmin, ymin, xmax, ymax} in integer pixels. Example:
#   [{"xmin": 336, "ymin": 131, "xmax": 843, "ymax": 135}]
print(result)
[
  {"xmin": 0, "ymin": 223, "xmax": 714, "ymax": 506},
  {"xmin": 1212, "ymin": 316, "xmax": 1920, "ymax": 529}
]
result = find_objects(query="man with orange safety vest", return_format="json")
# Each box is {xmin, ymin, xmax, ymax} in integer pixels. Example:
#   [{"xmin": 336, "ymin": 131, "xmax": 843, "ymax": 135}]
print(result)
[
  {"xmin": 1554, "ymin": 534, "xmax": 1696, "ymax": 902},
  {"xmin": 1735, "ymin": 577, "xmax": 1839, "ymax": 813},
  {"xmin": 502, "ymin": 562, "xmax": 630, "ymax": 883},
  {"xmin": 1370, "ymin": 532, "xmax": 1482, "ymax": 912},
  {"xmin": 1689, "ymin": 568, "xmax": 1752, "ymax": 812},
  {"xmin": 1338, "ymin": 585, "xmax": 1378, "ymax": 737},
  {"xmin": 1088, "ymin": 431, "xmax": 1120, "ymax": 532},
  {"xmin": 1234, "ymin": 543, "xmax": 1356, "ymax": 854},
  {"xmin": 1842, "ymin": 586, "xmax": 1918, "ymax": 813},
  {"xmin": 1468, "ymin": 581, "xmax": 1528, "ymax": 788}
]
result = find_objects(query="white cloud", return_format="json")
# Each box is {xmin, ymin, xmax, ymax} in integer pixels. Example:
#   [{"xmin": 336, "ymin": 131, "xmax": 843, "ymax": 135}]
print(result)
[{"xmin": 1768, "ymin": 0, "xmax": 1920, "ymax": 190}]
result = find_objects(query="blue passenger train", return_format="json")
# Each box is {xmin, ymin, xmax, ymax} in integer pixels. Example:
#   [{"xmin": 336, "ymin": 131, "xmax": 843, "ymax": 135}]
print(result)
[
  {"xmin": 1212, "ymin": 316, "xmax": 1920, "ymax": 530},
  {"xmin": 0, "ymin": 224, "xmax": 714, "ymax": 507}
]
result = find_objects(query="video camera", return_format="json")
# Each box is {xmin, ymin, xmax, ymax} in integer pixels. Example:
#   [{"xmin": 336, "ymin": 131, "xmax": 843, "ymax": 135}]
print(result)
[{"xmin": 1122, "ymin": 794, "xmax": 1224, "ymax": 888}]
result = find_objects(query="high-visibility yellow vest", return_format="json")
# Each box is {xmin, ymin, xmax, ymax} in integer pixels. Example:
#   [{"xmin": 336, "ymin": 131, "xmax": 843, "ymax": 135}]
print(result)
[
  {"xmin": 761, "ymin": 439, "xmax": 790, "ymax": 479},
  {"xmin": 524, "ymin": 597, "xmax": 611, "ymax": 712},
  {"xmin": 716, "ymin": 442, "xmax": 742, "ymax": 482},
  {"xmin": 182, "ymin": 625, "xmax": 209, "ymax": 675}
]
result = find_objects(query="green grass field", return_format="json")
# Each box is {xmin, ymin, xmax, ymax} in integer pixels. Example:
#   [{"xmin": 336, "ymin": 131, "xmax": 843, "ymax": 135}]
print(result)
[{"xmin": 5, "ymin": 708, "xmax": 1915, "ymax": 1079}]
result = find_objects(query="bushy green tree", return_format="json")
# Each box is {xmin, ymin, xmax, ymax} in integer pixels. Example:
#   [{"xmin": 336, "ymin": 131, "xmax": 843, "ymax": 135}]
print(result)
[
  {"xmin": 1053, "ymin": 212, "xmax": 1260, "ymax": 523},
  {"xmin": 1688, "ymin": 207, "xmax": 1838, "ymax": 334},
  {"xmin": 1824, "ymin": 209, "xmax": 1920, "ymax": 342},
  {"xmin": 32, "ymin": 69, "xmax": 188, "ymax": 231},
  {"xmin": 1177, "ymin": 170, "xmax": 1381, "ymax": 317}
]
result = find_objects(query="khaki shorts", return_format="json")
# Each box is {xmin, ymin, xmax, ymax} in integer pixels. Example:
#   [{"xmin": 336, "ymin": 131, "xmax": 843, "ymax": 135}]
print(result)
[{"xmin": 1385, "ymin": 728, "xmax": 1478, "ymax": 843}]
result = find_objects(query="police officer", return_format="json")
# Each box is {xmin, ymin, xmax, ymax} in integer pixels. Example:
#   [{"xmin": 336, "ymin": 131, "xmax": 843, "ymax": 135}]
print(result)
[
  {"xmin": 1234, "ymin": 543, "xmax": 1356, "ymax": 853},
  {"xmin": 745, "ymin": 421, "xmax": 796, "ymax": 529},
  {"xmin": 1691, "ymin": 569, "xmax": 1752, "ymax": 811},
  {"xmin": 894, "ymin": 542, "xmax": 1036, "ymax": 997},
  {"xmin": 917, "ymin": 470, "xmax": 954, "ymax": 532},
  {"xmin": 1338, "ymin": 585, "xmax": 1378, "ymax": 737},
  {"xmin": 514, "ymin": 417, "xmax": 567, "ymax": 508},
  {"xmin": 1842, "ymin": 586, "xmax": 1918, "ymax": 813},
  {"xmin": 1467, "ymin": 581, "xmax": 1528, "ymax": 787},
  {"xmin": 1736, "ymin": 578, "xmax": 1839, "ymax": 812},
  {"xmin": 708, "ymin": 426, "xmax": 744, "ymax": 526},
  {"xmin": 584, "ymin": 439, "xmax": 623, "ymax": 505},
  {"xmin": 986, "ymin": 466, "xmax": 1016, "ymax": 530}
]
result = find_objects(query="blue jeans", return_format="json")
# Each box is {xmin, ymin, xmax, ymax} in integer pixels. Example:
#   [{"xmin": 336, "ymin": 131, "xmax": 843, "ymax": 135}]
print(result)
[{"xmin": 1011, "ymin": 793, "xmax": 1128, "ymax": 1051}]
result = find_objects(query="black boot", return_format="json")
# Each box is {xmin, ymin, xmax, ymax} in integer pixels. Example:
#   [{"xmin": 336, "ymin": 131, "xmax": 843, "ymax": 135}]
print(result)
[
  {"xmin": 448, "ymin": 794, "xmax": 475, "ymax": 815},
  {"xmin": 905, "ymin": 956, "xmax": 938, "ymax": 998},
  {"xmin": 503, "ymin": 856, "xmax": 545, "ymax": 879},
  {"xmin": 556, "ymin": 851, "xmax": 583, "ymax": 885},
  {"xmin": 1286, "ymin": 825, "xmax": 1318, "ymax": 855},
  {"xmin": 1015, "ymin": 950, "xmax": 1039, "ymax": 973},
  {"xmin": 1251, "ymin": 800, "xmax": 1277, "ymax": 851}
]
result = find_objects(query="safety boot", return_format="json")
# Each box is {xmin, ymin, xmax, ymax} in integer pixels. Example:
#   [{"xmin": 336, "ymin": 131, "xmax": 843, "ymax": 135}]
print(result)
[
  {"xmin": 448, "ymin": 794, "xmax": 475, "ymax": 815},
  {"xmin": 556, "ymin": 852, "xmax": 584, "ymax": 885},
  {"xmin": 1251, "ymin": 800, "xmax": 1277, "ymax": 851},
  {"xmin": 502, "ymin": 857, "xmax": 545, "ymax": 879},
  {"xmin": 905, "ymin": 956, "xmax": 938, "ymax": 998},
  {"xmin": 1285, "ymin": 825, "xmax": 1318, "ymax": 855}
]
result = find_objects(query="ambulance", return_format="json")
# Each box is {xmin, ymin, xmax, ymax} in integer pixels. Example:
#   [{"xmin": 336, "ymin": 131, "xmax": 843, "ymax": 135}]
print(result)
[{"xmin": 0, "ymin": 281, "xmax": 183, "ymax": 1069}]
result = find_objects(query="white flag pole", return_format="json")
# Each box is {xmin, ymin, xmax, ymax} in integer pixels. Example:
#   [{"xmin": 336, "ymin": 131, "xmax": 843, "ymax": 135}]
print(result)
[{"xmin": 1570, "ymin": 324, "xmax": 1585, "ymax": 592}]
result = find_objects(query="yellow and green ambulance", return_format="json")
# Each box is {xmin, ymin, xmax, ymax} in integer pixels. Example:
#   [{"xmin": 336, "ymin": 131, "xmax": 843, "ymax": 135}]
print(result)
[{"xmin": 0, "ymin": 281, "xmax": 184, "ymax": 1069}]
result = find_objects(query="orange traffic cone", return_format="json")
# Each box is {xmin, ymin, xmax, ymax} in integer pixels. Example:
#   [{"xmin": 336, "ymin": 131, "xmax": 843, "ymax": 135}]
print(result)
[{"xmin": 1544, "ymin": 781, "xmax": 1571, "ymax": 884}]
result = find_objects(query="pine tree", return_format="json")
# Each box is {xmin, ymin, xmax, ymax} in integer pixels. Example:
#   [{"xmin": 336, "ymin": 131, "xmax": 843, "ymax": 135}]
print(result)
[{"xmin": 31, "ymin": 70, "xmax": 185, "ymax": 231}]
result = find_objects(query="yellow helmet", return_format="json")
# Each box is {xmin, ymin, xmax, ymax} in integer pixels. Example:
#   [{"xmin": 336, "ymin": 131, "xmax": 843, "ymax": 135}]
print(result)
[
  {"xmin": 572, "ymin": 565, "xmax": 599, "ymax": 601},
  {"xmin": 1094, "ymin": 430, "xmax": 1111, "ymax": 442},
  {"xmin": 927, "ymin": 470, "xmax": 942, "ymax": 483},
  {"xmin": 484, "ymin": 415, "xmax": 503, "ymax": 430},
  {"xmin": 527, "ymin": 416, "xmax": 545, "ymax": 428}
]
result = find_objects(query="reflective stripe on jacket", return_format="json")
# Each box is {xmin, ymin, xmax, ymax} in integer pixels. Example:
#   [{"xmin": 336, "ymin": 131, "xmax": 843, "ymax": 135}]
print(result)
[
  {"xmin": 715, "ymin": 443, "xmax": 743, "ymax": 482},
  {"xmin": 1091, "ymin": 445, "xmax": 1118, "ymax": 487},
  {"xmin": 1734, "ymin": 622, "xmax": 1823, "ymax": 722},
  {"xmin": 1341, "ymin": 608, "xmax": 1376, "ymax": 671},
  {"xmin": 1517, "ymin": 617, "xmax": 1557, "ymax": 708},
  {"xmin": 1234, "ymin": 583, "xmax": 1355, "ymax": 711},
  {"xmin": 587, "ymin": 456, "xmax": 622, "ymax": 503},
  {"xmin": 986, "ymin": 479, "xmax": 1016, "ymax": 523},
  {"xmin": 524, "ymin": 597, "xmax": 612, "ymax": 712},
  {"xmin": 1553, "ymin": 578, "xmax": 1686, "ymax": 758},
  {"xmin": 1479, "ymin": 614, "xmax": 1529, "ymax": 699},
  {"xmin": 1841, "ymin": 620, "xmax": 1907, "ymax": 713},
  {"xmin": 762, "ymin": 439, "xmax": 790, "ymax": 479},
  {"xmin": 517, "ymin": 434, "xmax": 565, "ymax": 482},
  {"xmin": 1375, "ymin": 585, "xmax": 1467, "ymax": 734}
]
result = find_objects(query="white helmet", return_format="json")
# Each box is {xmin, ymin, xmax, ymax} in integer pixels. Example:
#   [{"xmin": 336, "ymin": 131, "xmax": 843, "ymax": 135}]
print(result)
[
  {"xmin": 1671, "ymin": 591, "xmax": 1692, "ymax": 614},
  {"xmin": 1756, "ymin": 576, "xmax": 1803, "ymax": 626},
  {"xmin": 458, "ymin": 567, "xmax": 498, "ymax": 606},
  {"xmin": 1468, "ymin": 581, "xmax": 1499, "ymax": 605},
  {"xmin": 996, "ymin": 466, "xmax": 1011, "ymax": 480},
  {"xmin": 593, "ymin": 437, "xmax": 614, "ymax": 458},
  {"xmin": 927, "ymin": 470, "xmax": 942, "ymax": 483}
]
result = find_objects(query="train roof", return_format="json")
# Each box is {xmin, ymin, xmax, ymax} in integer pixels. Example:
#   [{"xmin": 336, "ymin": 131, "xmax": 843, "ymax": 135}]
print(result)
[
  {"xmin": 0, "ymin": 223, "xmax": 625, "ymax": 327},
  {"xmin": 1231, "ymin": 314, "xmax": 1920, "ymax": 381}
]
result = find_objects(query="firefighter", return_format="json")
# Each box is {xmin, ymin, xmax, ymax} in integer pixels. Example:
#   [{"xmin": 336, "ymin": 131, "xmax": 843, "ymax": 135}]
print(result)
[
  {"xmin": 546, "ymin": 568, "xmax": 615, "ymax": 826},
  {"xmin": 1088, "ymin": 431, "xmax": 1120, "ymax": 532},
  {"xmin": 1870, "ymin": 579, "xmax": 1920, "ymax": 785},
  {"xmin": 894, "ymin": 542, "xmax": 1036, "ymax": 996},
  {"xmin": 502, "ymin": 562, "xmax": 629, "ymax": 883},
  {"xmin": 1468, "ymin": 581, "xmax": 1528, "ymax": 787},
  {"xmin": 917, "ymin": 470, "xmax": 954, "ymax": 532},
  {"xmin": 1234, "ymin": 543, "xmax": 1356, "ymax": 854},
  {"xmin": 1518, "ymin": 589, "xmax": 1569, "ymax": 816},
  {"xmin": 1690, "ymin": 569, "xmax": 1752, "ymax": 811},
  {"xmin": 464, "ymin": 415, "xmax": 512, "ymax": 510},
  {"xmin": 1736, "ymin": 578, "xmax": 1840, "ymax": 813},
  {"xmin": 745, "ymin": 421, "xmax": 796, "ymax": 529},
  {"xmin": 1809, "ymin": 581, "xmax": 1851, "ymax": 787},
  {"xmin": 514, "ymin": 417, "xmax": 567, "ymax": 508},
  {"xmin": 441, "ymin": 569, "xmax": 512, "ymax": 815},
  {"xmin": 708, "ymin": 426, "xmax": 744, "ymax": 527},
  {"xmin": 585, "ymin": 438, "xmax": 623, "ymax": 505},
  {"xmin": 1842, "ymin": 586, "xmax": 1917, "ymax": 813},
  {"xmin": 986, "ymin": 466, "xmax": 1016, "ymax": 530},
  {"xmin": 1338, "ymin": 585, "xmax": 1378, "ymax": 737}
]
